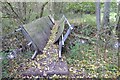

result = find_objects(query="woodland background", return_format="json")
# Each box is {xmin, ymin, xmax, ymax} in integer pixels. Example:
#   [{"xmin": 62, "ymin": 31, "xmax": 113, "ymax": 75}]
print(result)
[{"xmin": 0, "ymin": 1, "xmax": 120, "ymax": 79}]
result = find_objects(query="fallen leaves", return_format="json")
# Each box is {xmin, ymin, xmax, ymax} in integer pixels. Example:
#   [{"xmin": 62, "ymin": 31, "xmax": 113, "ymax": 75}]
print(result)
[{"xmin": 3, "ymin": 22, "xmax": 119, "ymax": 79}]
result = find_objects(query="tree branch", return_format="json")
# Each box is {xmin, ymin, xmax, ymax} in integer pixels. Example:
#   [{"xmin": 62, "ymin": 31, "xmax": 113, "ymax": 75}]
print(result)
[
  {"xmin": 40, "ymin": 2, "xmax": 48, "ymax": 18},
  {"xmin": 6, "ymin": 2, "xmax": 24, "ymax": 24}
]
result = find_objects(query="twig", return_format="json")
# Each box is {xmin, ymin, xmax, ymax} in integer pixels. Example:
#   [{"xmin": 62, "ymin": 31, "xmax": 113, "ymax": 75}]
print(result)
[
  {"xmin": 6, "ymin": 2, "xmax": 24, "ymax": 24},
  {"xmin": 40, "ymin": 2, "xmax": 48, "ymax": 18},
  {"xmin": 73, "ymin": 32, "xmax": 97, "ymax": 45}
]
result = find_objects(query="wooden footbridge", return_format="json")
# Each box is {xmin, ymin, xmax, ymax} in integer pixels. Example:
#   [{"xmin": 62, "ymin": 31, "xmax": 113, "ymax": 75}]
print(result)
[{"xmin": 8, "ymin": 15, "xmax": 74, "ymax": 77}]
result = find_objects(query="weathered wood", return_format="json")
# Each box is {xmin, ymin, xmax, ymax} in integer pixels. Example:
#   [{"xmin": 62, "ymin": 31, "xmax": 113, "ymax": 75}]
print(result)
[
  {"xmin": 31, "ymin": 50, "xmax": 38, "ymax": 59},
  {"xmin": 54, "ymin": 15, "xmax": 73, "ymax": 44},
  {"xmin": 59, "ymin": 37, "xmax": 62, "ymax": 59},
  {"xmin": 15, "ymin": 28, "xmax": 22, "ymax": 32},
  {"xmin": 23, "ymin": 16, "xmax": 54, "ymax": 53},
  {"xmin": 20, "ymin": 25, "xmax": 38, "ymax": 51},
  {"xmin": 63, "ymin": 15, "xmax": 73, "ymax": 30},
  {"xmin": 54, "ymin": 16, "xmax": 66, "ymax": 43},
  {"xmin": 63, "ymin": 25, "xmax": 74, "ymax": 42},
  {"xmin": 46, "ymin": 61, "xmax": 69, "ymax": 75},
  {"xmin": 54, "ymin": 15, "xmax": 74, "ymax": 59},
  {"xmin": 16, "ymin": 15, "xmax": 54, "ymax": 59},
  {"xmin": 22, "ymin": 61, "xmax": 69, "ymax": 76},
  {"xmin": 27, "ymin": 41, "xmax": 32, "ymax": 46},
  {"xmin": 62, "ymin": 34, "xmax": 64, "ymax": 46},
  {"xmin": 48, "ymin": 15, "xmax": 55, "ymax": 25},
  {"xmin": 22, "ymin": 67, "xmax": 43, "ymax": 77}
]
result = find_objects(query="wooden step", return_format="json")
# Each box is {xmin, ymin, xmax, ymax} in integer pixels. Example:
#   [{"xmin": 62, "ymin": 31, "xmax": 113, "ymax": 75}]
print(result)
[
  {"xmin": 21, "ymin": 61, "xmax": 69, "ymax": 77},
  {"xmin": 46, "ymin": 61, "xmax": 69, "ymax": 75}
]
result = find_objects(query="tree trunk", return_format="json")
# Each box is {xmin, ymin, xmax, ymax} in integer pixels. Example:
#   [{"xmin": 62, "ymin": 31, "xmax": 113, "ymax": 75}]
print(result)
[
  {"xmin": 102, "ymin": 1, "xmax": 111, "ymax": 28},
  {"xmin": 95, "ymin": 0, "xmax": 101, "ymax": 55},
  {"xmin": 96, "ymin": 1, "xmax": 101, "ymax": 31},
  {"xmin": 116, "ymin": 2, "xmax": 120, "ymax": 68},
  {"xmin": 23, "ymin": 2, "xmax": 27, "ymax": 23},
  {"xmin": 102, "ymin": 0, "xmax": 111, "ymax": 60}
]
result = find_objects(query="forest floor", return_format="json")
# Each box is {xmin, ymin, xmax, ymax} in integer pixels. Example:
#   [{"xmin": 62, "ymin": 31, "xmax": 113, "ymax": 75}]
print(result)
[{"xmin": 1, "ymin": 20, "xmax": 120, "ymax": 79}]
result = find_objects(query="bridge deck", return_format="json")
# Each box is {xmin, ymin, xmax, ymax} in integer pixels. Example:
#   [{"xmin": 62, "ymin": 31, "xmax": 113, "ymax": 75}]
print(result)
[{"xmin": 21, "ymin": 21, "xmax": 69, "ymax": 77}]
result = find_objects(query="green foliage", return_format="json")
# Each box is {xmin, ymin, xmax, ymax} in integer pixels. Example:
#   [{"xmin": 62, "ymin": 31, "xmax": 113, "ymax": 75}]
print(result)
[
  {"xmin": 69, "ymin": 42, "xmax": 82, "ymax": 60},
  {"xmin": 110, "ymin": 2, "xmax": 117, "ymax": 12},
  {"xmin": 65, "ymin": 2, "xmax": 95, "ymax": 14},
  {"xmin": 66, "ymin": 42, "xmax": 119, "ymax": 78},
  {"xmin": 67, "ymin": 42, "xmax": 95, "ymax": 63},
  {"xmin": 67, "ymin": 14, "xmax": 96, "ymax": 27},
  {"xmin": 21, "ymin": 51, "xmax": 33, "ymax": 59},
  {"xmin": 2, "ymin": 18, "xmax": 17, "ymax": 35},
  {"xmin": 81, "ymin": 25, "xmax": 96, "ymax": 36},
  {"xmin": 1, "ymin": 51, "xmax": 9, "ymax": 78},
  {"xmin": 65, "ymin": 2, "xmax": 117, "ymax": 14},
  {"xmin": 1, "ymin": 50, "xmax": 34, "ymax": 78},
  {"xmin": 82, "ymin": 14, "xmax": 96, "ymax": 26}
]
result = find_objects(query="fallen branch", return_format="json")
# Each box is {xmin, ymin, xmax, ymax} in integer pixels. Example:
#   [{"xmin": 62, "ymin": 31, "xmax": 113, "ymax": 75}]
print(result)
[{"xmin": 73, "ymin": 32, "xmax": 97, "ymax": 45}]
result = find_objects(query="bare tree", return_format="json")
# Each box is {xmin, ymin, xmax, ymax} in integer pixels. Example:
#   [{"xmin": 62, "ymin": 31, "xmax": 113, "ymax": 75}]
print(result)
[
  {"xmin": 102, "ymin": 0, "xmax": 111, "ymax": 28},
  {"xmin": 102, "ymin": 0, "xmax": 111, "ymax": 60},
  {"xmin": 1, "ymin": 2, "xmax": 25, "ymax": 24},
  {"xmin": 96, "ymin": 0, "xmax": 101, "ymax": 31},
  {"xmin": 95, "ymin": 0, "xmax": 101, "ymax": 55},
  {"xmin": 116, "ymin": 1, "xmax": 120, "ymax": 67}
]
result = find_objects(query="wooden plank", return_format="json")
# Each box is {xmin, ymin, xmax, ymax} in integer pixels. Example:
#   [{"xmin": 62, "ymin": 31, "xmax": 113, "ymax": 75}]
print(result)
[
  {"xmin": 21, "ymin": 16, "xmax": 54, "ymax": 59},
  {"xmin": 22, "ymin": 67, "xmax": 43, "ymax": 77},
  {"xmin": 54, "ymin": 16, "xmax": 66, "ymax": 43},
  {"xmin": 47, "ymin": 61, "xmax": 69, "ymax": 75},
  {"xmin": 62, "ymin": 34, "xmax": 64, "ymax": 46},
  {"xmin": 27, "ymin": 41, "xmax": 32, "ymax": 46},
  {"xmin": 31, "ymin": 50, "xmax": 38, "ymax": 59},
  {"xmin": 54, "ymin": 15, "xmax": 73, "ymax": 44},
  {"xmin": 22, "ymin": 61, "xmax": 69, "ymax": 76},
  {"xmin": 63, "ymin": 15, "xmax": 73, "ymax": 30},
  {"xmin": 20, "ymin": 25, "xmax": 38, "ymax": 51},
  {"xmin": 15, "ymin": 28, "xmax": 22, "ymax": 32},
  {"xmin": 23, "ymin": 16, "xmax": 54, "ymax": 52},
  {"xmin": 63, "ymin": 25, "xmax": 74, "ymax": 42},
  {"xmin": 48, "ymin": 15, "xmax": 55, "ymax": 25},
  {"xmin": 59, "ymin": 37, "xmax": 62, "ymax": 59},
  {"xmin": 54, "ymin": 15, "xmax": 74, "ymax": 59}
]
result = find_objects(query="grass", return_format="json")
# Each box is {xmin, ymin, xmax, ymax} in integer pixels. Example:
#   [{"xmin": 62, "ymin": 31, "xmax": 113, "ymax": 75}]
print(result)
[
  {"xmin": 65, "ymin": 12, "xmax": 117, "ymax": 27},
  {"xmin": 1, "ymin": 50, "xmax": 34, "ymax": 78},
  {"xmin": 64, "ymin": 41, "xmax": 119, "ymax": 78},
  {"xmin": 0, "ymin": 52, "xmax": 2, "ymax": 79},
  {"xmin": 0, "ymin": 51, "xmax": 9, "ymax": 78},
  {"xmin": 63, "ymin": 12, "xmax": 119, "ymax": 78},
  {"xmin": 67, "ymin": 13, "xmax": 96, "ymax": 27}
]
